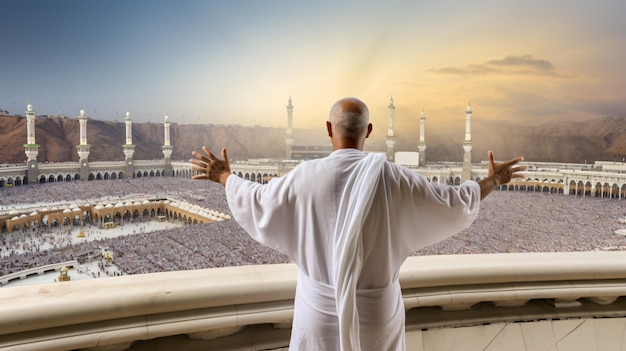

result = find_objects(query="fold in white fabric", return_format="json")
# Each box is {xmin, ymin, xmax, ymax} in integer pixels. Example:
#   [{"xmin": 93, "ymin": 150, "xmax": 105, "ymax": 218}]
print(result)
[
  {"xmin": 291, "ymin": 270, "xmax": 405, "ymax": 350},
  {"xmin": 332, "ymin": 153, "xmax": 387, "ymax": 351}
]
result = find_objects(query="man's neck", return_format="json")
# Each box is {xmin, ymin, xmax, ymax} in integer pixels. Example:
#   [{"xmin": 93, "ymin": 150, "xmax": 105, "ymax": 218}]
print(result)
[{"xmin": 331, "ymin": 139, "xmax": 364, "ymax": 151}]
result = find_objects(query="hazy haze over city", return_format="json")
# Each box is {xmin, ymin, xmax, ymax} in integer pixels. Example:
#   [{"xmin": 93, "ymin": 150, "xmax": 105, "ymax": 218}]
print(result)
[{"xmin": 2, "ymin": 0, "xmax": 625, "ymax": 131}]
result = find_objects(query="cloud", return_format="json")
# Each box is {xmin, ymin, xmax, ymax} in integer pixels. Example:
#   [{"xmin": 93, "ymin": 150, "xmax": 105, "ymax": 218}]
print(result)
[
  {"xmin": 428, "ymin": 54, "xmax": 567, "ymax": 77},
  {"xmin": 487, "ymin": 55, "xmax": 554, "ymax": 71}
]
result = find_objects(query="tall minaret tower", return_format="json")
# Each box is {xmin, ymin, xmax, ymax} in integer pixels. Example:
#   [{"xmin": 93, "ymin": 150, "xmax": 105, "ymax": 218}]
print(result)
[
  {"xmin": 162, "ymin": 113, "xmax": 173, "ymax": 176},
  {"xmin": 462, "ymin": 102, "xmax": 473, "ymax": 181},
  {"xmin": 77, "ymin": 108, "xmax": 91, "ymax": 180},
  {"xmin": 123, "ymin": 111, "xmax": 135, "ymax": 178},
  {"xmin": 285, "ymin": 96, "xmax": 294, "ymax": 160},
  {"xmin": 417, "ymin": 109, "xmax": 427, "ymax": 166},
  {"xmin": 386, "ymin": 96, "xmax": 396, "ymax": 162},
  {"xmin": 24, "ymin": 102, "xmax": 39, "ymax": 184}
]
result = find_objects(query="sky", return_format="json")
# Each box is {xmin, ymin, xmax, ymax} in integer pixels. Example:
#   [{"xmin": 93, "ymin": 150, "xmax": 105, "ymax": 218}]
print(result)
[{"xmin": 1, "ymin": 0, "xmax": 625, "ymax": 130}]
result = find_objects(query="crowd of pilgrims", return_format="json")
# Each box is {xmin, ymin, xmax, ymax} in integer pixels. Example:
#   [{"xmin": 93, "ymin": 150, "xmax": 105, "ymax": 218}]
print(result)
[{"xmin": 1, "ymin": 176, "xmax": 626, "ymax": 277}]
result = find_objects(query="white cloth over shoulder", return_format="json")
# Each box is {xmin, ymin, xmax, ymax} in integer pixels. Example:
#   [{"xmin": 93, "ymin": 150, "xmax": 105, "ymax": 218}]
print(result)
[
  {"xmin": 225, "ymin": 148, "xmax": 481, "ymax": 350},
  {"xmin": 333, "ymin": 153, "xmax": 386, "ymax": 350}
]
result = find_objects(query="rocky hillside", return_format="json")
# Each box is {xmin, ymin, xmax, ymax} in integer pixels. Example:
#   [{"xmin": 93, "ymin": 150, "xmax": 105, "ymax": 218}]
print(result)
[{"xmin": 1, "ymin": 114, "xmax": 625, "ymax": 164}]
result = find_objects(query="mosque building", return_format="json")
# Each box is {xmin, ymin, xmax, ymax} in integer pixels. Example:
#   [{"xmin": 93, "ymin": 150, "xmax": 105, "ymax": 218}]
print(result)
[
  {"xmin": 282, "ymin": 96, "xmax": 472, "ymax": 180},
  {"xmin": 3, "ymin": 99, "xmax": 626, "ymax": 199},
  {"xmin": 5, "ymin": 104, "xmax": 178, "ymax": 186}
]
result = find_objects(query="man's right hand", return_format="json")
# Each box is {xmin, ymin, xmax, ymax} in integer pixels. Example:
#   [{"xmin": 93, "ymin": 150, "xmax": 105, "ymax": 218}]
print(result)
[{"xmin": 479, "ymin": 151, "xmax": 527, "ymax": 199}]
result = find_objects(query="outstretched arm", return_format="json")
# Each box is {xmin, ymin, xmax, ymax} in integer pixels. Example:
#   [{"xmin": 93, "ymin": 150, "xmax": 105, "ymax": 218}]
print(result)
[
  {"xmin": 189, "ymin": 146, "xmax": 231, "ymax": 187},
  {"xmin": 478, "ymin": 151, "xmax": 527, "ymax": 200}
]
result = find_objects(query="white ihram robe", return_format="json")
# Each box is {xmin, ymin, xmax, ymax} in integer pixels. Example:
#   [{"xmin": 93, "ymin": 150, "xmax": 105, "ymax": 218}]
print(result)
[{"xmin": 225, "ymin": 148, "xmax": 481, "ymax": 350}]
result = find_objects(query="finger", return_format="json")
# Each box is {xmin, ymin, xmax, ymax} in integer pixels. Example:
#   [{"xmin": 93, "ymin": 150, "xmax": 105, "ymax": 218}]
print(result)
[
  {"xmin": 500, "ymin": 156, "xmax": 524, "ymax": 167},
  {"xmin": 222, "ymin": 147, "xmax": 229, "ymax": 163},
  {"xmin": 191, "ymin": 174, "xmax": 208, "ymax": 180},
  {"xmin": 203, "ymin": 146, "xmax": 220, "ymax": 162},
  {"xmin": 191, "ymin": 150, "xmax": 210, "ymax": 163},
  {"xmin": 189, "ymin": 159, "xmax": 207, "ymax": 168},
  {"xmin": 511, "ymin": 165, "xmax": 528, "ymax": 173},
  {"xmin": 190, "ymin": 165, "xmax": 207, "ymax": 173}
]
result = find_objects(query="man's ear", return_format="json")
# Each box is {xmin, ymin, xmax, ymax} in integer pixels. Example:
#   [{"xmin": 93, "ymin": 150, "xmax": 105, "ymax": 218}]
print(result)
[
  {"xmin": 365, "ymin": 123, "xmax": 373, "ymax": 138},
  {"xmin": 326, "ymin": 121, "xmax": 333, "ymax": 137}
]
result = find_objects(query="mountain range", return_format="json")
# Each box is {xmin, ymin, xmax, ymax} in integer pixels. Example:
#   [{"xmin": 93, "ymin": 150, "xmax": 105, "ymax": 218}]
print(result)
[{"xmin": 1, "ymin": 114, "xmax": 625, "ymax": 164}]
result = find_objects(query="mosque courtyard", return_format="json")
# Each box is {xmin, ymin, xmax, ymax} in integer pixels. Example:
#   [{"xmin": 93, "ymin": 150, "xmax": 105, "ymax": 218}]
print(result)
[{"xmin": 2, "ymin": 177, "xmax": 626, "ymax": 288}]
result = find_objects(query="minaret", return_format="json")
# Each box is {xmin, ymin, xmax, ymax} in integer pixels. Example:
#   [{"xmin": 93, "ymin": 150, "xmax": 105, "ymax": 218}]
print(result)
[
  {"xmin": 24, "ymin": 102, "xmax": 39, "ymax": 184},
  {"xmin": 462, "ymin": 102, "xmax": 473, "ymax": 181},
  {"xmin": 386, "ymin": 96, "xmax": 396, "ymax": 162},
  {"xmin": 162, "ymin": 113, "xmax": 173, "ymax": 176},
  {"xmin": 285, "ymin": 96, "xmax": 294, "ymax": 159},
  {"xmin": 417, "ymin": 108, "xmax": 427, "ymax": 166},
  {"xmin": 123, "ymin": 111, "xmax": 135, "ymax": 178},
  {"xmin": 76, "ymin": 108, "xmax": 91, "ymax": 180}
]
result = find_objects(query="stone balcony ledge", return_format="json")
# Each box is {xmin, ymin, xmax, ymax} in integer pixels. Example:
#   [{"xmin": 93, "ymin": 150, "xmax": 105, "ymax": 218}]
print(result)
[{"xmin": 1, "ymin": 251, "xmax": 626, "ymax": 351}]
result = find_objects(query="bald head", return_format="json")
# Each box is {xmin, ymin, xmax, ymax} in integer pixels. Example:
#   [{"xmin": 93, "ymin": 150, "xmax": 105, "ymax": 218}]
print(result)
[{"xmin": 327, "ymin": 97, "xmax": 372, "ymax": 150}]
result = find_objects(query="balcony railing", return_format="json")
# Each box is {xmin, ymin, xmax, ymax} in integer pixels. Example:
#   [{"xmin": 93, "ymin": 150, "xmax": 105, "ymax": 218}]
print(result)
[{"xmin": 1, "ymin": 251, "xmax": 625, "ymax": 351}]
